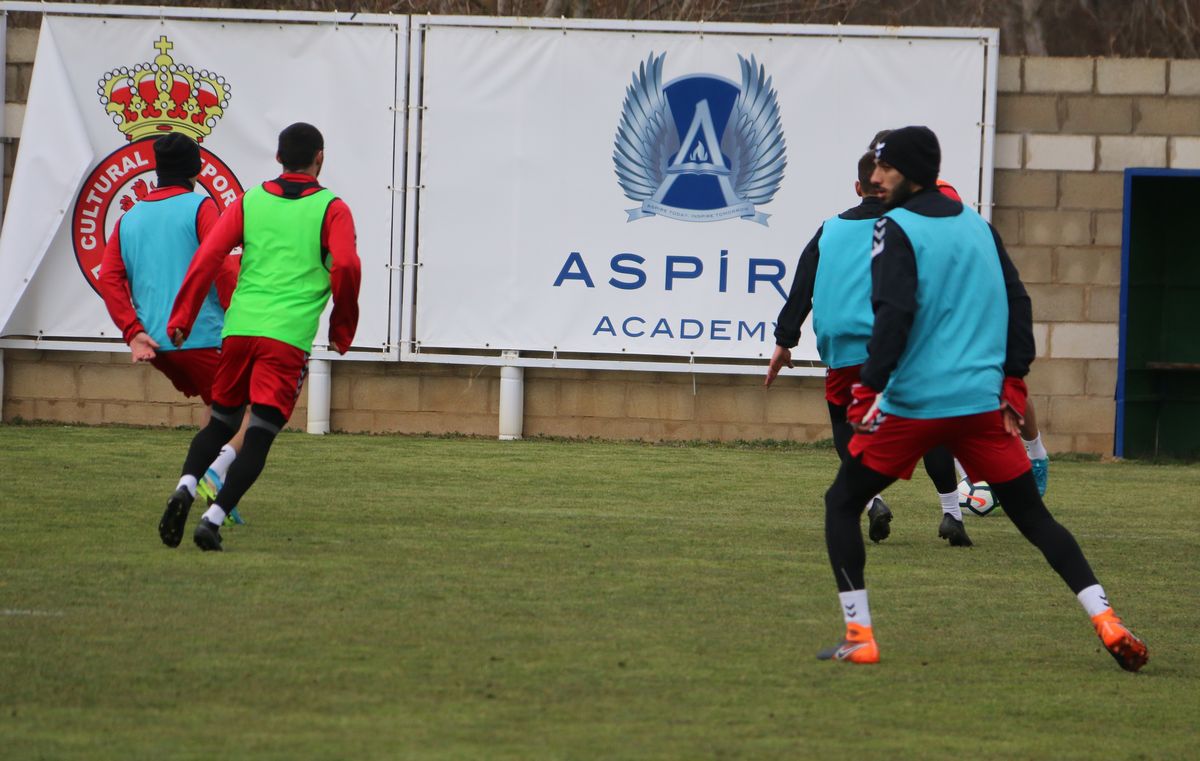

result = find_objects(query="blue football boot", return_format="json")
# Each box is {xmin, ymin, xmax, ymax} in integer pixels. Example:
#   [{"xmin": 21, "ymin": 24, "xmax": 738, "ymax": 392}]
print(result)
[{"xmin": 1030, "ymin": 457, "xmax": 1049, "ymax": 497}]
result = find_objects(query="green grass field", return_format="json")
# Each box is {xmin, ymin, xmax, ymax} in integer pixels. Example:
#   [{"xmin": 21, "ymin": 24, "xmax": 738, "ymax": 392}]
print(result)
[{"xmin": 1, "ymin": 424, "xmax": 1197, "ymax": 760}]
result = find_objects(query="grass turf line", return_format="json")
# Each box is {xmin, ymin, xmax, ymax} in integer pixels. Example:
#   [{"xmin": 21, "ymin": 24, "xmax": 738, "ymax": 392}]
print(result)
[{"xmin": 0, "ymin": 425, "xmax": 1196, "ymax": 760}]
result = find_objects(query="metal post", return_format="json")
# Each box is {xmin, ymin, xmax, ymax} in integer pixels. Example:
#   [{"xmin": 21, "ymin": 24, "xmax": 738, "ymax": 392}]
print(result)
[
  {"xmin": 498, "ymin": 350, "xmax": 523, "ymax": 441},
  {"xmin": 307, "ymin": 358, "xmax": 331, "ymax": 434}
]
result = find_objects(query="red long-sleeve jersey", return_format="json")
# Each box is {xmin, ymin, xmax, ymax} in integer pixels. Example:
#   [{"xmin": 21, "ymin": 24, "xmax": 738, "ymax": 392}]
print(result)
[{"xmin": 167, "ymin": 173, "xmax": 361, "ymax": 353}]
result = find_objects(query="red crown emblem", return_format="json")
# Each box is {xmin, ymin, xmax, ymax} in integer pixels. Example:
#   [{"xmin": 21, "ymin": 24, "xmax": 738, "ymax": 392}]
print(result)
[{"xmin": 97, "ymin": 35, "xmax": 230, "ymax": 142}]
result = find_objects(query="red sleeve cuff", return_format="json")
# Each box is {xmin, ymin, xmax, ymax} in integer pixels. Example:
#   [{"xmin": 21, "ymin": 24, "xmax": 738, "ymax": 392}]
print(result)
[{"xmin": 122, "ymin": 322, "xmax": 146, "ymax": 344}]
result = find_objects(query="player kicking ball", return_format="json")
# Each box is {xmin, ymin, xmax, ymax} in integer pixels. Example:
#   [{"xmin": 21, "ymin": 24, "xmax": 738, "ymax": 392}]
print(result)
[
  {"xmin": 816, "ymin": 126, "xmax": 1146, "ymax": 671},
  {"xmin": 161, "ymin": 122, "xmax": 361, "ymax": 551}
]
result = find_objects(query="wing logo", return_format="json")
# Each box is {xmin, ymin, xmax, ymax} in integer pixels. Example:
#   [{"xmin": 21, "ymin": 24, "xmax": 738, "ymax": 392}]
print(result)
[{"xmin": 614, "ymin": 52, "xmax": 786, "ymax": 225}]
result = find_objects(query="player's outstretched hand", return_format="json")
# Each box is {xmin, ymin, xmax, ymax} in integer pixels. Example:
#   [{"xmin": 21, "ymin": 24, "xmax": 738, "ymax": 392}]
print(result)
[
  {"xmin": 170, "ymin": 329, "xmax": 186, "ymax": 348},
  {"xmin": 764, "ymin": 345, "xmax": 793, "ymax": 387},
  {"xmin": 129, "ymin": 331, "xmax": 159, "ymax": 363}
]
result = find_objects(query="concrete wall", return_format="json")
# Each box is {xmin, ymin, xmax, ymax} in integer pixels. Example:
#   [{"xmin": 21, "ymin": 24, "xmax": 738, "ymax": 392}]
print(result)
[
  {"xmin": 1, "ymin": 348, "xmax": 832, "ymax": 441},
  {"xmin": 1, "ymin": 27, "xmax": 1187, "ymax": 452}
]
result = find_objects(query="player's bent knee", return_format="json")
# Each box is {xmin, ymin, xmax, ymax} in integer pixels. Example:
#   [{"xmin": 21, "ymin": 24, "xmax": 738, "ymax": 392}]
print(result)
[
  {"xmin": 248, "ymin": 403, "xmax": 286, "ymax": 436},
  {"xmin": 824, "ymin": 476, "xmax": 860, "ymax": 516},
  {"xmin": 210, "ymin": 403, "xmax": 245, "ymax": 432}
]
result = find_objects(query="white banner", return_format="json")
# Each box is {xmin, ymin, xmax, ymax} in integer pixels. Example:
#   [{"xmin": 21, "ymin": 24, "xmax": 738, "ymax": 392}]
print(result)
[
  {"xmin": 0, "ymin": 14, "xmax": 404, "ymax": 354},
  {"xmin": 412, "ymin": 22, "xmax": 992, "ymax": 362}
]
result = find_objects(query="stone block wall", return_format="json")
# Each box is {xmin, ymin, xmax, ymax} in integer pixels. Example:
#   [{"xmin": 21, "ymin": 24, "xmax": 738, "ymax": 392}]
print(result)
[
  {"xmin": 1, "ymin": 349, "xmax": 834, "ymax": 442},
  {"xmin": 990, "ymin": 56, "xmax": 1199, "ymax": 452},
  {"xmin": 2, "ymin": 349, "xmax": 228, "ymax": 429},
  {"xmin": 0, "ymin": 26, "xmax": 1184, "ymax": 452}
]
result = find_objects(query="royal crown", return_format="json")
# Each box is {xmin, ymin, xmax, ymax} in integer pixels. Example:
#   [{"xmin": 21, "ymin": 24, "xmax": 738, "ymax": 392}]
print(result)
[{"xmin": 97, "ymin": 36, "xmax": 231, "ymax": 142}]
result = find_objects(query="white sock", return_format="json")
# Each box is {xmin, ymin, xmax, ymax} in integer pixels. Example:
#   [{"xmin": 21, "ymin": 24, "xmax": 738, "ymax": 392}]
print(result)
[
  {"xmin": 1024, "ymin": 433, "xmax": 1048, "ymax": 461},
  {"xmin": 863, "ymin": 494, "xmax": 884, "ymax": 511},
  {"xmin": 838, "ymin": 589, "xmax": 872, "ymax": 628},
  {"xmin": 953, "ymin": 458, "xmax": 966, "ymax": 481},
  {"xmin": 1076, "ymin": 584, "xmax": 1111, "ymax": 618},
  {"xmin": 176, "ymin": 475, "xmax": 198, "ymax": 498},
  {"xmin": 939, "ymin": 490, "xmax": 962, "ymax": 520},
  {"xmin": 208, "ymin": 445, "xmax": 237, "ymax": 482},
  {"xmin": 203, "ymin": 504, "xmax": 227, "ymax": 526}
]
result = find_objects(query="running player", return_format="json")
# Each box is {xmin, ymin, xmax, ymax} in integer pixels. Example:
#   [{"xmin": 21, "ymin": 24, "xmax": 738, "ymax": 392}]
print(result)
[
  {"xmin": 97, "ymin": 133, "xmax": 246, "ymax": 532},
  {"xmin": 817, "ymin": 126, "xmax": 1146, "ymax": 671},
  {"xmin": 766, "ymin": 150, "xmax": 970, "ymax": 546},
  {"xmin": 161, "ymin": 122, "xmax": 362, "ymax": 551}
]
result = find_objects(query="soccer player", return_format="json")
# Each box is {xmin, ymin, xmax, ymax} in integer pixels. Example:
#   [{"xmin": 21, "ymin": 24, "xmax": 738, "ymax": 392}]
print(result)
[
  {"xmin": 816, "ymin": 126, "xmax": 1146, "ymax": 671},
  {"xmin": 874, "ymin": 130, "xmax": 1051, "ymax": 497},
  {"xmin": 161, "ymin": 122, "xmax": 361, "ymax": 551},
  {"xmin": 97, "ymin": 133, "xmax": 247, "ymax": 531},
  {"xmin": 930, "ymin": 176, "xmax": 1054, "ymax": 499},
  {"xmin": 766, "ymin": 150, "xmax": 971, "ymax": 547},
  {"xmin": 931, "ymin": 178, "xmax": 1052, "ymax": 496}
]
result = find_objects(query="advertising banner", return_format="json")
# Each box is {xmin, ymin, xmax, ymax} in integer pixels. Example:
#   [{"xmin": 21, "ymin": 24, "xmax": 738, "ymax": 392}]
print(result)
[
  {"xmin": 0, "ymin": 13, "xmax": 403, "ymax": 354},
  {"xmin": 412, "ymin": 22, "xmax": 993, "ymax": 363}
]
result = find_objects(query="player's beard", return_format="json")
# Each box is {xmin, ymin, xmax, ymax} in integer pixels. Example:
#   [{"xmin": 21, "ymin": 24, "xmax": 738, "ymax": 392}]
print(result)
[{"xmin": 883, "ymin": 178, "xmax": 920, "ymax": 209}]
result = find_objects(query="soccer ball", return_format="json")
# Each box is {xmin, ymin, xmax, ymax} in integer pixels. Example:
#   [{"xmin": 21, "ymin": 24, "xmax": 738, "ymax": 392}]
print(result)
[{"xmin": 957, "ymin": 477, "xmax": 1000, "ymax": 517}]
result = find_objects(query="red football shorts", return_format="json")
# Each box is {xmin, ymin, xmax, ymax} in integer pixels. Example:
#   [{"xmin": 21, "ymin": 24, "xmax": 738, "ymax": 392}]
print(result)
[
  {"xmin": 211, "ymin": 335, "xmax": 309, "ymax": 420},
  {"xmin": 825, "ymin": 364, "xmax": 862, "ymax": 406},
  {"xmin": 849, "ymin": 409, "xmax": 1031, "ymax": 484},
  {"xmin": 150, "ymin": 348, "xmax": 221, "ymax": 406}
]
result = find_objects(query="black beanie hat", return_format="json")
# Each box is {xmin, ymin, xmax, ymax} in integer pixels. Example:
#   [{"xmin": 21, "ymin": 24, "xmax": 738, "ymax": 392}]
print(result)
[
  {"xmin": 154, "ymin": 133, "xmax": 202, "ymax": 180},
  {"xmin": 875, "ymin": 126, "xmax": 940, "ymax": 188}
]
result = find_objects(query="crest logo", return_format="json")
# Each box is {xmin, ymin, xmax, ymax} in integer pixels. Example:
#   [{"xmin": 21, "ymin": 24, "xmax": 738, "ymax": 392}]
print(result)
[
  {"xmin": 614, "ymin": 53, "xmax": 786, "ymax": 225},
  {"xmin": 73, "ymin": 36, "xmax": 243, "ymax": 294}
]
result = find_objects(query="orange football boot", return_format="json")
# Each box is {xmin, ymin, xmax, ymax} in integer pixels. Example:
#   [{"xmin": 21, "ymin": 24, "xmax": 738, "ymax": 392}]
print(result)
[
  {"xmin": 816, "ymin": 622, "xmax": 880, "ymax": 664},
  {"xmin": 1092, "ymin": 608, "xmax": 1148, "ymax": 672}
]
